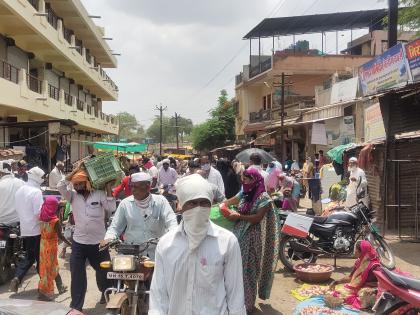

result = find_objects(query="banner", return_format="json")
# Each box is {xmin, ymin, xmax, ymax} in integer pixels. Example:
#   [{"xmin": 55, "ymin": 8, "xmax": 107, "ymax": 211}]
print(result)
[
  {"xmin": 325, "ymin": 116, "xmax": 355, "ymax": 147},
  {"xmin": 311, "ymin": 123, "xmax": 327, "ymax": 145},
  {"xmin": 364, "ymin": 102, "xmax": 386, "ymax": 142},
  {"xmin": 330, "ymin": 77, "xmax": 358, "ymax": 103},
  {"xmin": 358, "ymin": 43, "xmax": 409, "ymax": 96},
  {"xmin": 405, "ymin": 38, "xmax": 420, "ymax": 82}
]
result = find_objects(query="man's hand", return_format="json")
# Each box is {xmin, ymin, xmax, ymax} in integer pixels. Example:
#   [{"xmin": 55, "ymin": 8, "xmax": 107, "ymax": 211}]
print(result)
[
  {"xmin": 105, "ymin": 181, "xmax": 115, "ymax": 197},
  {"xmin": 99, "ymin": 239, "xmax": 111, "ymax": 249}
]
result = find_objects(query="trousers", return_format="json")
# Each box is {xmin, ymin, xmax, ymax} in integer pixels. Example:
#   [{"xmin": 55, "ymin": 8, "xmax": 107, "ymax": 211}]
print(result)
[
  {"xmin": 15, "ymin": 235, "xmax": 41, "ymax": 282},
  {"xmin": 69, "ymin": 240, "xmax": 111, "ymax": 311}
]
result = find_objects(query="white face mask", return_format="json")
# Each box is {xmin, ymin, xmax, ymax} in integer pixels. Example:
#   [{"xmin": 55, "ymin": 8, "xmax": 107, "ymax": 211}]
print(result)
[
  {"xmin": 201, "ymin": 163, "xmax": 211, "ymax": 171},
  {"xmin": 182, "ymin": 206, "xmax": 211, "ymax": 252},
  {"xmin": 348, "ymin": 166, "xmax": 357, "ymax": 173}
]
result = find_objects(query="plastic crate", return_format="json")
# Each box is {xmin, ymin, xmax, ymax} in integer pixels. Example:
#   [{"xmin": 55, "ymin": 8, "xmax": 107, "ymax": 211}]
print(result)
[{"xmin": 84, "ymin": 152, "xmax": 124, "ymax": 189}]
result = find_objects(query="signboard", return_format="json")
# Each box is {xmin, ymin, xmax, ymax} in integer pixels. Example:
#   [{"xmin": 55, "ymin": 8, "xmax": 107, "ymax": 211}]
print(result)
[
  {"xmin": 311, "ymin": 123, "xmax": 327, "ymax": 145},
  {"xmin": 330, "ymin": 77, "xmax": 358, "ymax": 103},
  {"xmin": 325, "ymin": 116, "xmax": 355, "ymax": 147},
  {"xmin": 405, "ymin": 38, "xmax": 420, "ymax": 82},
  {"xmin": 359, "ymin": 43, "xmax": 409, "ymax": 96},
  {"xmin": 364, "ymin": 102, "xmax": 386, "ymax": 142}
]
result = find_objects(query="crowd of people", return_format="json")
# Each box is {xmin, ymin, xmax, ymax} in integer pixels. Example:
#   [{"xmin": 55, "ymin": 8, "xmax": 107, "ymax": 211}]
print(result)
[{"xmin": 0, "ymin": 148, "xmax": 371, "ymax": 314}]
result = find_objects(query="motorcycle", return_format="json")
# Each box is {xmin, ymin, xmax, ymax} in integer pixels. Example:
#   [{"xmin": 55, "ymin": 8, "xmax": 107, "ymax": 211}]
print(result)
[
  {"xmin": 278, "ymin": 180, "xmax": 395, "ymax": 272},
  {"xmin": 0, "ymin": 223, "xmax": 25, "ymax": 284},
  {"xmin": 373, "ymin": 267, "xmax": 420, "ymax": 314},
  {"xmin": 100, "ymin": 238, "xmax": 159, "ymax": 315}
]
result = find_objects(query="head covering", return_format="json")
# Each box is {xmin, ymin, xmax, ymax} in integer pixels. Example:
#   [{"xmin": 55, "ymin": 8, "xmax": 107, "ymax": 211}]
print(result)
[
  {"xmin": 349, "ymin": 157, "xmax": 358, "ymax": 163},
  {"xmin": 27, "ymin": 167, "xmax": 45, "ymax": 184},
  {"xmin": 143, "ymin": 159, "xmax": 154, "ymax": 169},
  {"xmin": 70, "ymin": 169, "xmax": 92, "ymax": 191},
  {"xmin": 131, "ymin": 172, "xmax": 152, "ymax": 183},
  {"xmin": 266, "ymin": 161, "xmax": 282, "ymax": 174},
  {"xmin": 56, "ymin": 161, "xmax": 64, "ymax": 167},
  {"xmin": 0, "ymin": 161, "xmax": 12, "ymax": 174},
  {"xmin": 239, "ymin": 168, "xmax": 266, "ymax": 214},
  {"xmin": 39, "ymin": 196, "xmax": 59, "ymax": 222},
  {"xmin": 176, "ymin": 174, "xmax": 213, "ymax": 208},
  {"xmin": 162, "ymin": 159, "xmax": 170, "ymax": 165}
]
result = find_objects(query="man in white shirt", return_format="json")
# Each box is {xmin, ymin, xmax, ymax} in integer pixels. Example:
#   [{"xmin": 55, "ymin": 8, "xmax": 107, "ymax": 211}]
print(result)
[
  {"xmin": 199, "ymin": 156, "xmax": 225, "ymax": 196},
  {"xmin": 158, "ymin": 159, "xmax": 178, "ymax": 188},
  {"xmin": 149, "ymin": 174, "xmax": 246, "ymax": 315},
  {"xmin": 57, "ymin": 166, "xmax": 116, "ymax": 311},
  {"xmin": 10, "ymin": 167, "xmax": 45, "ymax": 293},
  {"xmin": 0, "ymin": 161, "xmax": 24, "ymax": 225},
  {"xmin": 48, "ymin": 161, "xmax": 65, "ymax": 189},
  {"xmin": 345, "ymin": 157, "xmax": 370, "ymax": 208},
  {"xmin": 143, "ymin": 157, "xmax": 159, "ymax": 194}
]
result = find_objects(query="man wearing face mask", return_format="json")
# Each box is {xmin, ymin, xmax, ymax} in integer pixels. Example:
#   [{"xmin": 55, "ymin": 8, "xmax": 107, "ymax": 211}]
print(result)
[
  {"xmin": 10, "ymin": 167, "xmax": 45, "ymax": 293},
  {"xmin": 345, "ymin": 157, "xmax": 369, "ymax": 208},
  {"xmin": 149, "ymin": 174, "xmax": 245, "ymax": 315},
  {"xmin": 157, "ymin": 159, "xmax": 178, "ymax": 188},
  {"xmin": 101, "ymin": 172, "xmax": 177, "ymax": 258},
  {"xmin": 199, "ymin": 156, "xmax": 225, "ymax": 197},
  {"xmin": 57, "ymin": 165, "xmax": 116, "ymax": 311}
]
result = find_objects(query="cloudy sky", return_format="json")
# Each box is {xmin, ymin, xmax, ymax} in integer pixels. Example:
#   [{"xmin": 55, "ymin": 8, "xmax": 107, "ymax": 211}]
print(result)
[{"xmin": 81, "ymin": 0, "xmax": 387, "ymax": 128}]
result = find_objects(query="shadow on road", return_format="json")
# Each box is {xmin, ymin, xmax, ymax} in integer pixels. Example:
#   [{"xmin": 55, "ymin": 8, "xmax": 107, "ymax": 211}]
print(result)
[{"xmin": 254, "ymin": 303, "xmax": 284, "ymax": 315}]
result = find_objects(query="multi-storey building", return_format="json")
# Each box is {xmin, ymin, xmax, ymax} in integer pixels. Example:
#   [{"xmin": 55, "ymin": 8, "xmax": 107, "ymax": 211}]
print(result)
[{"xmin": 0, "ymin": 0, "xmax": 119, "ymax": 170}]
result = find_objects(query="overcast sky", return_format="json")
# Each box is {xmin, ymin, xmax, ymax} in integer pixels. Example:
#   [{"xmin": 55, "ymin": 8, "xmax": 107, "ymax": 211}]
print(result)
[{"xmin": 81, "ymin": 0, "xmax": 387, "ymax": 128}]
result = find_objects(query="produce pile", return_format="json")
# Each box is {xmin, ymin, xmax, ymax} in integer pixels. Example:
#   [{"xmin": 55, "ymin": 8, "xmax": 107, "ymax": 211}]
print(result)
[
  {"xmin": 296, "ymin": 264, "xmax": 333, "ymax": 273},
  {"xmin": 299, "ymin": 306, "xmax": 348, "ymax": 315},
  {"xmin": 295, "ymin": 285, "xmax": 330, "ymax": 299}
]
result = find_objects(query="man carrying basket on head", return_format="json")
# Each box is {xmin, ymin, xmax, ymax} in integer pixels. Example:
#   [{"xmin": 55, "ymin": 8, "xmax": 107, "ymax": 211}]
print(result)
[{"xmin": 57, "ymin": 164, "xmax": 116, "ymax": 312}]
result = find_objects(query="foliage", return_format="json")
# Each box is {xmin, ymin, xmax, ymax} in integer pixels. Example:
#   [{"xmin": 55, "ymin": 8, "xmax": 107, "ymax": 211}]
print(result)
[
  {"xmin": 116, "ymin": 112, "xmax": 145, "ymax": 142},
  {"xmin": 146, "ymin": 115, "xmax": 193, "ymax": 144},
  {"xmin": 398, "ymin": 0, "xmax": 420, "ymax": 32},
  {"xmin": 192, "ymin": 90, "xmax": 236, "ymax": 151}
]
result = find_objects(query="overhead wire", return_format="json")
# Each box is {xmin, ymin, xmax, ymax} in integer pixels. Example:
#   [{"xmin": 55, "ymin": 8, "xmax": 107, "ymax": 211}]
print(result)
[{"xmin": 0, "ymin": 129, "xmax": 49, "ymax": 145}]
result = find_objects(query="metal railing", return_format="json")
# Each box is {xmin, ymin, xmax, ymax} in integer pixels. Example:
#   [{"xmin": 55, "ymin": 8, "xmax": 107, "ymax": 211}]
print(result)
[
  {"xmin": 46, "ymin": 4, "xmax": 59, "ymax": 30},
  {"xmin": 0, "ymin": 60, "xmax": 19, "ymax": 84},
  {"xmin": 75, "ymin": 39, "xmax": 83, "ymax": 55},
  {"xmin": 94, "ymin": 108, "xmax": 99, "ymax": 118},
  {"xmin": 85, "ymin": 49, "xmax": 91, "ymax": 64},
  {"xmin": 86, "ymin": 105, "xmax": 92, "ymax": 115},
  {"xmin": 27, "ymin": 74, "xmax": 42, "ymax": 94},
  {"xmin": 27, "ymin": 0, "xmax": 38, "ymax": 10},
  {"xmin": 48, "ymin": 84, "xmax": 59, "ymax": 100},
  {"xmin": 249, "ymin": 109, "xmax": 271, "ymax": 123},
  {"xmin": 235, "ymin": 73, "xmax": 243, "ymax": 85},
  {"xmin": 63, "ymin": 26, "xmax": 73, "ymax": 44},
  {"xmin": 64, "ymin": 93, "xmax": 73, "ymax": 106},
  {"xmin": 77, "ymin": 99, "xmax": 84, "ymax": 111},
  {"xmin": 249, "ymin": 58, "xmax": 272, "ymax": 79}
]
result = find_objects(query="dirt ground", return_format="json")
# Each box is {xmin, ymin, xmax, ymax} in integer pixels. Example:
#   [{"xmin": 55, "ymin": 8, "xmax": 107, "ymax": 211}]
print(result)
[{"xmin": 0, "ymin": 237, "xmax": 419, "ymax": 315}]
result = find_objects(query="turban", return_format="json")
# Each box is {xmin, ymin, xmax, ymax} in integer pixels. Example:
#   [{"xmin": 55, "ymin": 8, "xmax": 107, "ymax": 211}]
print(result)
[
  {"xmin": 71, "ymin": 169, "xmax": 92, "ymax": 191},
  {"xmin": 175, "ymin": 174, "xmax": 213, "ymax": 208},
  {"xmin": 162, "ymin": 159, "xmax": 170, "ymax": 165}
]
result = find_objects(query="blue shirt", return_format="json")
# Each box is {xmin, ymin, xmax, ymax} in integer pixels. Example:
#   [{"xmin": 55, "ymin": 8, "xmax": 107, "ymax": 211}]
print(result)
[{"xmin": 105, "ymin": 194, "xmax": 178, "ymax": 258}]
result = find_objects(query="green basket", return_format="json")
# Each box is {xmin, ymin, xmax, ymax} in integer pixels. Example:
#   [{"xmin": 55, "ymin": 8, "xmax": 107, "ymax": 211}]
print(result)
[
  {"xmin": 210, "ymin": 205, "xmax": 235, "ymax": 231},
  {"xmin": 84, "ymin": 152, "xmax": 124, "ymax": 189}
]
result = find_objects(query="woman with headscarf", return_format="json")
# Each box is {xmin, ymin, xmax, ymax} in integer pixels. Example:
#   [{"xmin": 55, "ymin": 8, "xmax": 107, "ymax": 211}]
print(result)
[
  {"xmin": 38, "ymin": 196, "xmax": 71, "ymax": 300},
  {"xmin": 265, "ymin": 161, "xmax": 282, "ymax": 193},
  {"xmin": 329, "ymin": 240, "xmax": 380, "ymax": 309},
  {"xmin": 216, "ymin": 159, "xmax": 241, "ymax": 199},
  {"xmin": 222, "ymin": 168, "xmax": 280, "ymax": 313}
]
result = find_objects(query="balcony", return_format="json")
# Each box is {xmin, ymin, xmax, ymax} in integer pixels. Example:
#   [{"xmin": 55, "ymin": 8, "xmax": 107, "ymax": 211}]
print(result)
[
  {"xmin": 249, "ymin": 57, "xmax": 272, "ymax": 79},
  {"xmin": 27, "ymin": 74, "xmax": 42, "ymax": 94},
  {"xmin": 235, "ymin": 73, "xmax": 243, "ymax": 86},
  {"xmin": 0, "ymin": 60, "xmax": 19, "ymax": 84},
  {"xmin": 249, "ymin": 109, "xmax": 271, "ymax": 123}
]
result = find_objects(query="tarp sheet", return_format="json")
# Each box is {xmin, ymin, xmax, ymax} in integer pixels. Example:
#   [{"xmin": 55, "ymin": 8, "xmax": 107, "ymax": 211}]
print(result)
[
  {"xmin": 93, "ymin": 142, "xmax": 147, "ymax": 153},
  {"xmin": 293, "ymin": 297, "xmax": 359, "ymax": 315},
  {"xmin": 326, "ymin": 143, "xmax": 356, "ymax": 164}
]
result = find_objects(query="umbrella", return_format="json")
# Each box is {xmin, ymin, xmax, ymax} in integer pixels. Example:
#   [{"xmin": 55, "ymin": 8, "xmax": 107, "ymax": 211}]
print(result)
[
  {"xmin": 235, "ymin": 148, "xmax": 278, "ymax": 164},
  {"xmin": 327, "ymin": 143, "xmax": 356, "ymax": 164}
]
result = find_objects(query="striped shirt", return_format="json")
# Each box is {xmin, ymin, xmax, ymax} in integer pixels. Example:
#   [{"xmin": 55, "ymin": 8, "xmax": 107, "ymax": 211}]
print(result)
[{"xmin": 149, "ymin": 222, "xmax": 246, "ymax": 315}]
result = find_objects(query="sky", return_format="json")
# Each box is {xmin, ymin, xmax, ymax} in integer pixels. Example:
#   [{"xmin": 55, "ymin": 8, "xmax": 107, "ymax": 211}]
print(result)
[{"xmin": 81, "ymin": 0, "xmax": 388, "ymax": 128}]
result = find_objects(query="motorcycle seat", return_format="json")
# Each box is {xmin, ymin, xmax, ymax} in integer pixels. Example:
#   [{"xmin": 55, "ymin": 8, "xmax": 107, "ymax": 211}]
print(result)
[{"xmin": 383, "ymin": 268, "xmax": 420, "ymax": 292}]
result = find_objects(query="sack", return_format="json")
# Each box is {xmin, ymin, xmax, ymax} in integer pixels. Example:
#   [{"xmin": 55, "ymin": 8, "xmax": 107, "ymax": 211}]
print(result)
[{"xmin": 210, "ymin": 205, "xmax": 235, "ymax": 231}]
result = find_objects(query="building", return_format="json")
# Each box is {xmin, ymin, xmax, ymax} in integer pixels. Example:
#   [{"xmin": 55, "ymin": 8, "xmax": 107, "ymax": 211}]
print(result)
[
  {"xmin": 234, "ymin": 9, "xmax": 416, "ymax": 162},
  {"xmin": 0, "ymin": 0, "xmax": 119, "ymax": 170}
]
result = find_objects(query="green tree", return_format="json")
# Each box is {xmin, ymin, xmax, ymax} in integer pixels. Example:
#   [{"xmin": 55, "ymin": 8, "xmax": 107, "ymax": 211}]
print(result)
[
  {"xmin": 146, "ymin": 116, "xmax": 174, "ymax": 144},
  {"xmin": 116, "ymin": 112, "xmax": 145, "ymax": 142},
  {"xmin": 192, "ymin": 90, "xmax": 235, "ymax": 151},
  {"xmin": 399, "ymin": 0, "xmax": 420, "ymax": 32}
]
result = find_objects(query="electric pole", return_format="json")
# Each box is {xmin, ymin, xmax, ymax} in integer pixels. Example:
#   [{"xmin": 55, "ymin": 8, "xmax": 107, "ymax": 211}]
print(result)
[
  {"xmin": 388, "ymin": 0, "xmax": 398, "ymax": 48},
  {"xmin": 280, "ymin": 72, "xmax": 285, "ymax": 163},
  {"xmin": 174, "ymin": 112, "xmax": 180, "ymax": 149},
  {"xmin": 155, "ymin": 104, "xmax": 167, "ymax": 156}
]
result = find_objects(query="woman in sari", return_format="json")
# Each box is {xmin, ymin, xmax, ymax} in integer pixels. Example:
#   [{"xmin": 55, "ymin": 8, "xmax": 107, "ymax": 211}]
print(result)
[
  {"xmin": 330, "ymin": 240, "xmax": 380, "ymax": 309},
  {"xmin": 266, "ymin": 161, "xmax": 282, "ymax": 194},
  {"xmin": 223, "ymin": 168, "xmax": 280, "ymax": 313}
]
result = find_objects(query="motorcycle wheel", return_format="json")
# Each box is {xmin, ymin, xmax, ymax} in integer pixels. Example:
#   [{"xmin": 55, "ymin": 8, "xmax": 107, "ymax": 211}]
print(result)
[
  {"xmin": 0, "ymin": 254, "xmax": 12, "ymax": 285},
  {"xmin": 105, "ymin": 300, "xmax": 131, "ymax": 315},
  {"xmin": 368, "ymin": 233, "xmax": 396, "ymax": 270},
  {"xmin": 279, "ymin": 235, "xmax": 317, "ymax": 272}
]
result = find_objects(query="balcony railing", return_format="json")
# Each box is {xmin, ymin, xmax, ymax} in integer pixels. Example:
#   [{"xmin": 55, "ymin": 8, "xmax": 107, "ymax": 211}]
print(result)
[
  {"xmin": 77, "ymin": 99, "xmax": 85, "ymax": 111},
  {"xmin": 85, "ymin": 49, "xmax": 91, "ymax": 64},
  {"xmin": 45, "ymin": 4, "xmax": 59, "ymax": 30},
  {"xmin": 235, "ymin": 73, "xmax": 243, "ymax": 85},
  {"xmin": 86, "ymin": 105, "xmax": 92, "ymax": 115},
  {"xmin": 63, "ymin": 26, "xmax": 73, "ymax": 44},
  {"xmin": 75, "ymin": 39, "xmax": 83, "ymax": 55},
  {"xmin": 249, "ymin": 109, "xmax": 271, "ymax": 123},
  {"xmin": 48, "ymin": 84, "xmax": 59, "ymax": 100},
  {"xmin": 64, "ymin": 93, "xmax": 73, "ymax": 106},
  {"xmin": 1, "ymin": 60, "xmax": 19, "ymax": 84},
  {"xmin": 27, "ymin": 74, "xmax": 42, "ymax": 94},
  {"xmin": 249, "ymin": 58, "xmax": 272, "ymax": 79},
  {"xmin": 27, "ymin": 0, "xmax": 38, "ymax": 10}
]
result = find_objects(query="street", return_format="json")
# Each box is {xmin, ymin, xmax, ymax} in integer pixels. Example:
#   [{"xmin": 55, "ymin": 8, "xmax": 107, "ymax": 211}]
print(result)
[{"xmin": 0, "ymin": 237, "xmax": 419, "ymax": 315}]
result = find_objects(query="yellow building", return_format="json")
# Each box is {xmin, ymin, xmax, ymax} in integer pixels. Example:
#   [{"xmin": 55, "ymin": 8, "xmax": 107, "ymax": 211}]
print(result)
[{"xmin": 0, "ymin": 0, "xmax": 118, "ymax": 169}]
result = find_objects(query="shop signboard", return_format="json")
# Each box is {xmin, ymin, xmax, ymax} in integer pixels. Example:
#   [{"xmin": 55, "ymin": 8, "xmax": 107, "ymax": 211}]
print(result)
[
  {"xmin": 330, "ymin": 77, "xmax": 358, "ymax": 104},
  {"xmin": 359, "ymin": 43, "xmax": 409, "ymax": 96},
  {"xmin": 364, "ymin": 102, "xmax": 386, "ymax": 142},
  {"xmin": 405, "ymin": 38, "xmax": 420, "ymax": 82},
  {"xmin": 325, "ymin": 116, "xmax": 355, "ymax": 147}
]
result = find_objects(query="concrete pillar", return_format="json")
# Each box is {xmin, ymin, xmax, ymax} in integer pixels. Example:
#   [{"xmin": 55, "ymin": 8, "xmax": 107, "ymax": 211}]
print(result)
[
  {"xmin": 59, "ymin": 89, "xmax": 65, "ymax": 111},
  {"xmin": 38, "ymin": 0, "xmax": 45, "ymax": 13},
  {"xmin": 57, "ymin": 19, "xmax": 64, "ymax": 43},
  {"xmin": 19, "ymin": 68, "xmax": 29, "ymax": 99}
]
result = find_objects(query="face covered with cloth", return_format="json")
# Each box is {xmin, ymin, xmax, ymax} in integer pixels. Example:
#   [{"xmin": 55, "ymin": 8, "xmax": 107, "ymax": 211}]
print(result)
[
  {"xmin": 71, "ymin": 169, "xmax": 92, "ymax": 195},
  {"xmin": 176, "ymin": 174, "xmax": 214, "ymax": 252},
  {"xmin": 39, "ymin": 196, "xmax": 59, "ymax": 222}
]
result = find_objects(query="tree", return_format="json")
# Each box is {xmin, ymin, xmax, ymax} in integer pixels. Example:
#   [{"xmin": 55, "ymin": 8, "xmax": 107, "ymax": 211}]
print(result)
[
  {"xmin": 146, "ymin": 116, "xmax": 174, "ymax": 144},
  {"xmin": 398, "ymin": 0, "xmax": 420, "ymax": 32},
  {"xmin": 192, "ymin": 90, "xmax": 236, "ymax": 151},
  {"xmin": 116, "ymin": 112, "xmax": 145, "ymax": 142}
]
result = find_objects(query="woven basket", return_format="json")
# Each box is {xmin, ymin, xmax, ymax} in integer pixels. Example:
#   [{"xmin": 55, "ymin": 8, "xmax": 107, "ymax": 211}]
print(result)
[{"xmin": 324, "ymin": 293, "xmax": 344, "ymax": 309}]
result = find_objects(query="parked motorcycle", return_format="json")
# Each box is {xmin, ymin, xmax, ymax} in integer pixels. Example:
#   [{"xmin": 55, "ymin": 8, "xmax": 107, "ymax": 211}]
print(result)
[
  {"xmin": 373, "ymin": 267, "xmax": 420, "ymax": 314},
  {"xmin": 278, "ymin": 183, "xmax": 395, "ymax": 271},
  {"xmin": 100, "ymin": 238, "xmax": 159, "ymax": 315},
  {"xmin": 0, "ymin": 223, "xmax": 25, "ymax": 284}
]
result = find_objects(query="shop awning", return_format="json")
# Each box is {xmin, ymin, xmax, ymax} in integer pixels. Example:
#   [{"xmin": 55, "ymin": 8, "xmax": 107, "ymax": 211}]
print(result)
[
  {"xmin": 210, "ymin": 144, "xmax": 243, "ymax": 153},
  {"xmin": 264, "ymin": 116, "xmax": 301, "ymax": 130},
  {"xmin": 249, "ymin": 130, "xmax": 277, "ymax": 145},
  {"xmin": 243, "ymin": 122, "xmax": 266, "ymax": 133},
  {"xmin": 92, "ymin": 142, "xmax": 147, "ymax": 152}
]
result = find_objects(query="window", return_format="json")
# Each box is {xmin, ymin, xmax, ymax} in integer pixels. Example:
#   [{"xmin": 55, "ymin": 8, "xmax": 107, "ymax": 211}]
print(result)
[
  {"xmin": 267, "ymin": 94, "xmax": 272, "ymax": 109},
  {"xmin": 263, "ymin": 96, "xmax": 267, "ymax": 110}
]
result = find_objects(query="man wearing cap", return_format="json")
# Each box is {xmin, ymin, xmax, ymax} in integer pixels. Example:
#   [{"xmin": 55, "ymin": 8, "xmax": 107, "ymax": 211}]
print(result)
[
  {"xmin": 102, "ymin": 172, "xmax": 177, "ymax": 258},
  {"xmin": 15, "ymin": 160, "xmax": 28, "ymax": 182},
  {"xmin": 0, "ymin": 161, "xmax": 24, "ymax": 225},
  {"xmin": 157, "ymin": 159, "xmax": 178, "ymax": 188},
  {"xmin": 199, "ymin": 156, "xmax": 225, "ymax": 196},
  {"xmin": 142, "ymin": 157, "xmax": 159, "ymax": 194},
  {"xmin": 57, "ymin": 165, "xmax": 116, "ymax": 311},
  {"xmin": 10, "ymin": 166, "xmax": 45, "ymax": 292},
  {"xmin": 149, "ymin": 174, "xmax": 246, "ymax": 315},
  {"xmin": 345, "ymin": 157, "xmax": 369, "ymax": 208},
  {"xmin": 48, "ymin": 161, "xmax": 65, "ymax": 189}
]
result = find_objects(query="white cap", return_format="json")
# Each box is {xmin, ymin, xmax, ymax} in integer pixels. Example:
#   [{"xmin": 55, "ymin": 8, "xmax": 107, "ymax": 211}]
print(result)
[
  {"xmin": 27, "ymin": 166, "xmax": 45, "ymax": 184},
  {"xmin": 162, "ymin": 159, "xmax": 170, "ymax": 164},
  {"xmin": 175, "ymin": 174, "xmax": 213, "ymax": 208},
  {"xmin": 131, "ymin": 172, "xmax": 152, "ymax": 183},
  {"xmin": 349, "ymin": 157, "xmax": 358, "ymax": 163}
]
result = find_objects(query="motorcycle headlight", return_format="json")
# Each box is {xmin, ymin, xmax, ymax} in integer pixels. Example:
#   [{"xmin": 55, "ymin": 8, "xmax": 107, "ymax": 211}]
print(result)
[{"xmin": 112, "ymin": 255, "xmax": 136, "ymax": 272}]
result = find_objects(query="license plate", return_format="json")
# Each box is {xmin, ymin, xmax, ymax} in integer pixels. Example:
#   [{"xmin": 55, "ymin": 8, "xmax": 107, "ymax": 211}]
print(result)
[
  {"xmin": 107, "ymin": 272, "xmax": 144, "ymax": 280},
  {"xmin": 0, "ymin": 241, "xmax": 6, "ymax": 248}
]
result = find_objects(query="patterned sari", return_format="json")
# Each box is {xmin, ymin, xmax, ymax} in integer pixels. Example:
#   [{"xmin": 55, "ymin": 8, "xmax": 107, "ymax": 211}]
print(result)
[{"xmin": 233, "ymin": 168, "xmax": 280, "ymax": 311}]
